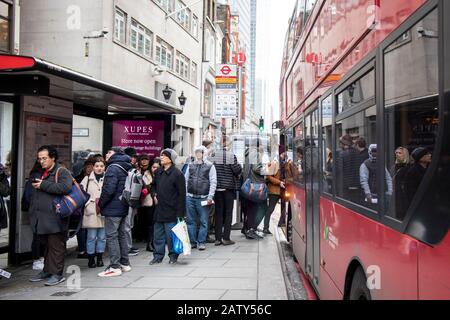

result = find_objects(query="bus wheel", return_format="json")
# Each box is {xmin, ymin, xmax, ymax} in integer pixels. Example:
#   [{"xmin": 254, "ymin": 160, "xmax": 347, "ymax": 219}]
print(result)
[{"xmin": 349, "ymin": 267, "xmax": 371, "ymax": 300}]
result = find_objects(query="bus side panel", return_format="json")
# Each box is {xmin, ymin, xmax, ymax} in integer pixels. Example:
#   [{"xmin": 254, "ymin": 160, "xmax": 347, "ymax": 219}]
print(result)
[
  {"xmin": 319, "ymin": 266, "xmax": 344, "ymax": 300},
  {"xmin": 418, "ymin": 234, "xmax": 450, "ymax": 299},
  {"xmin": 291, "ymin": 185, "xmax": 307, "ymax": 272},
  {"xmin": 320, "ymin": 200, "xmax": 418, "ymax": 299}
]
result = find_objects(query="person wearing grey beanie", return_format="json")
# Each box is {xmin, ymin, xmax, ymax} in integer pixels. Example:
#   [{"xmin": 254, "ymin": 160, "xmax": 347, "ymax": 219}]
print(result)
[{"xmin": 149, "ymin": 148, "xmax": 186, "ymax": 265}]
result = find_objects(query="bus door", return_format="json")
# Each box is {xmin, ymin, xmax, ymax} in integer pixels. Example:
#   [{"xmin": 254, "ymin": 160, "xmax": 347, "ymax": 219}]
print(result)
[{"xmin": 305, "ymin": 107, "xmax": 321, "ymax": 286}]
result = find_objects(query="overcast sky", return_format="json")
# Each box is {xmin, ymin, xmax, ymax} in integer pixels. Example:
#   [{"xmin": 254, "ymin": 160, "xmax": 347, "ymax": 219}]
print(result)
[{"xmin": 256, "ymin": 0, "xmax": 297, "ymax": 125}]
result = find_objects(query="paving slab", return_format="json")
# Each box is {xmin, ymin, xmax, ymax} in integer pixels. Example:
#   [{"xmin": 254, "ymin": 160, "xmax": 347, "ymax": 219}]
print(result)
[
  {"xmin": 195, "ymin": 277, "xmax": 257, "ymax": 290},
  {"xmin": 149, "ymin": 289, "xmax": 226, "ymax": 300}
]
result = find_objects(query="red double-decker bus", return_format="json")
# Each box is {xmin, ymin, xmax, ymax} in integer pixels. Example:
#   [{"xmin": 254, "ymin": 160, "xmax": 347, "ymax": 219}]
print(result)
[{"xmin": 279, "ymin": 0, "xmax": 450, "ymax": 299}]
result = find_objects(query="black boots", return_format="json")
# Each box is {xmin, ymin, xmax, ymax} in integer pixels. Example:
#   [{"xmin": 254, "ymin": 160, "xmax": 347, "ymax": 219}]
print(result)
[
  {"xmin": 88, "ymin": 254, "xmax": 96, "ymax": 268},
  {"xmin": 96, "ymin": 253, "xmax": 104, "ymax": 268}
]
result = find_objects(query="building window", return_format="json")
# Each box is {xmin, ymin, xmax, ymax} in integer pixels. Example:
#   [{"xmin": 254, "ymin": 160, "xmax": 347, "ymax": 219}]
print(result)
[
  {"xmin": 0, "ymin": 0, "xmax": 11, "ymax": 53},
  {"xmin": 154, "ymin": 0, "xmax": 173, "ymax": 13},
  {"xmin": 130, "ymin": 20, "xmax": 153, "ymax": 57},
  {"xmin": 156, "ymin": 37, "xmax": 174, "ymax": 70},
  {"xmin": 192, "ymin": 14, "xmax": 199, "ymax": 38},
  {"xmin": 176, "ymin": 51, "xmax": 190, "ymax": 80},
  {"xmin": 191, "ymin": 62, "xmax": 197, "ymax": 85},
  {"xmin": 175, "ymin": 0, "xmax": 191, "ymax": 30},
  {"xmin": 203, "ymin": 82, "xmax": 213, "ymax": 115}
]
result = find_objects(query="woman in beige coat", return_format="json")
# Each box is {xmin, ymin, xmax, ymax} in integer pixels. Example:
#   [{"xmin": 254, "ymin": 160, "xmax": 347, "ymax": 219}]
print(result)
[{"xmin": 80, "ymin": 157, "xmax": 106, "ymax": 268}]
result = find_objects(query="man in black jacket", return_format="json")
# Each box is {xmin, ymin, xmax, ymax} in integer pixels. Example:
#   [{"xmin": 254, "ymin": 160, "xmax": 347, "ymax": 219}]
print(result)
[
  {"xmin": 29, "ymin": 146, "xmax": 73, "ymax": 286},
  {"xmin": 98, "ymin": 147, "xmax": 133, "ymax": 277},
  {"xmin": 150, "ymin": 149, "xmax": 186, "ymax": 265},
  {"xmin": 209, "ymin": 136, "xmax": 242, "ymax": 246}
]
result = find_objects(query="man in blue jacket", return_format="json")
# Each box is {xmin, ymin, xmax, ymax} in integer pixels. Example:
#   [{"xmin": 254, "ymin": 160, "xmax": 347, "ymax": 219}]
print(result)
[{"xmin": 98, "ymin": 147, "xmax": 132, "ymax": 277}]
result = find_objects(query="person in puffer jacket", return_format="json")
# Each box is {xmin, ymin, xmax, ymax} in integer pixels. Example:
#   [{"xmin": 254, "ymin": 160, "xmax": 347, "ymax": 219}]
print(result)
[
  {"xmin": 185, "ymin": 146, "xmax": 217, "ymax": 251},
  {"xmin": 98, "ymin": 147, "xmax": 132, "ymax": 278}
]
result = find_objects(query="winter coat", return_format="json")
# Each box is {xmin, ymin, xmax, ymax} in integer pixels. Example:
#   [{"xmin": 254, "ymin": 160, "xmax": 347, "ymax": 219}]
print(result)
[
  {"xmin": 99, "ymin": 153, "xmax": 132, "ymax": 217},
  {"xmin": 29, "ymin": 164, "xmax": 73, "ymax": 235},
  {"xmin": 209, "ymin": 150, "xmax": 242, "ymax": 191},
  {"xmin": 81, "ymin": 172, "xmax": 105, "ymax": 229},
  {"xmin": 405, "ymin": 164, "xmax": 427, "ymax": 203},
  {"xmin": 266, "ymin": 161, "xmax": 282, "ymax": 196},
  {"xmin": 152, "ymin": 164, "xmax": 186, "ymax": 223},
  {"xmin": 185, "ymin": 159, "xmax": 217, "ymax": 199}
]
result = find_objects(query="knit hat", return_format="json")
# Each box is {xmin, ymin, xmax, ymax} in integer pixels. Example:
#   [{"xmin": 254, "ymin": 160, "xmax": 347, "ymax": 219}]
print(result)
[
  {"xmin": 124, "ymin": 147, "xmax": 137, "ymax": 158},
  {"xmin": 161, "ymin": 148, "xmax": 178, "ymax": 164},
  {"xmin": 411, "ymin": 147, "xmax": 430, "ymax": 163}
]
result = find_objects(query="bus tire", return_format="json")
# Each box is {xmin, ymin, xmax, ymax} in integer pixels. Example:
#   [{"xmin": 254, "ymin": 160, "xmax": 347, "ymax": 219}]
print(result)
[{"xmin": 349, "ymin": 267, "xmax": 371, "ymax": 300}]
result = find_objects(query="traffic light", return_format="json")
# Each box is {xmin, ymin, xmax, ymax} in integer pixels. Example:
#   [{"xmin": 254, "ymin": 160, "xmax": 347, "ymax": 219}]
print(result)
[{"xmin": 259, "ymin": 117, "xmax": 264, "ymax": 132}]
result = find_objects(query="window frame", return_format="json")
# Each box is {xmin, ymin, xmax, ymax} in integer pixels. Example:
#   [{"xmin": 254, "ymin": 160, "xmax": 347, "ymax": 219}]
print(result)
[
  {"xmin": 156, "ymin": 37, "xmax": 174, "ymax": 70},
  {"xmin": 114, "ymin": 7, "xmax": 127, "ymax": 44},
  {"xmin": 0, "ymin": 0, "xmax": 11, "ymax": 53},
  {"xmin": 378, "ymin": 1, "xmax": 443, "ymax": 238},
  {"xmin": 130, "ymin": 19, "xmax": 153, "ymax": 58}
]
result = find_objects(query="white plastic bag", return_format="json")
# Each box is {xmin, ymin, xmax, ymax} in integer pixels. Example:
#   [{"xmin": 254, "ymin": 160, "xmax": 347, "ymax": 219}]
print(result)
[{"xmin": 171, "ymin": 219, "xmax": 191, "ymax": 256}]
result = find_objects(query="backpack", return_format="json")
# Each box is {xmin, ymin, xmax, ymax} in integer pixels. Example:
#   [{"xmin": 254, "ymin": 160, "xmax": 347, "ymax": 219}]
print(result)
[{"xmin": 110, "ymin": 164, "xmax": 143, "ymax": 209}]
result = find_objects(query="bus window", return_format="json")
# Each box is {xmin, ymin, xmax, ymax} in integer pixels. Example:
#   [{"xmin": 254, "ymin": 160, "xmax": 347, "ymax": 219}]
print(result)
[
  {"xmin": 289, "ymin": 122, "xmax": 304, "ymax": 185},
  {"xmin": 321, "ymin": 95, "xmax": 333, "ymax": 194},
  {"xmin": 337, "ymin": 69, "xmax": 375, "ymax": 114},
  {"xmin": 335, "ymin": 105, "xmax": 379, "ymax": 210},
  {"xmin": 384, "ymin": 8, "xmax": 439, "ymax": 221}
]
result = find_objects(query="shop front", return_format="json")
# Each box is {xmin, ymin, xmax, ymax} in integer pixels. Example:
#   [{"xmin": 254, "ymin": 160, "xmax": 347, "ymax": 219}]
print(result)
[{"xmin": 0, "ymin": 55, "xmax": 181, "ymax": 266}]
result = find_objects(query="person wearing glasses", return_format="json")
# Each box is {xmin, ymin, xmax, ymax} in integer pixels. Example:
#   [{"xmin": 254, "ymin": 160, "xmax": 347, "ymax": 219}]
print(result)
[{"xmin": 28, "ymin": 146, "xmax": 73, "ymax": 286}]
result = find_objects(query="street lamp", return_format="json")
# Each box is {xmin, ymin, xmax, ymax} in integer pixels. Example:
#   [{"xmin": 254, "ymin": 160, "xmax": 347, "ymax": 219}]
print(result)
[
  {"xmin": 162, "ymin": 85, "xmax": 172, "ymax": 102},
  {"xmin": 178, "ymin": 91, "xmax": 187, "ymax": 107}
]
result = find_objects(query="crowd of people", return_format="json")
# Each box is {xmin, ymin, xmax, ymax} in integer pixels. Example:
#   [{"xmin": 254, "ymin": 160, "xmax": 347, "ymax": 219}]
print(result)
[{"xmin": 24, "ymin": 137, "xmax": 288, "ymax": 286}]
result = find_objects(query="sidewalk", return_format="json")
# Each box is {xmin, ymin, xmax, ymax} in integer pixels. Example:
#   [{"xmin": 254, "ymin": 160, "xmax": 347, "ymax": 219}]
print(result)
[{"xmin": 0, "ymin": 221, "xmax": 289, "ymax": 300}]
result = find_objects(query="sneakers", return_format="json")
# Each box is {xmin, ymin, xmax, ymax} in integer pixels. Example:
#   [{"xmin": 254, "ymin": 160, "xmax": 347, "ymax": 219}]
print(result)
[
  {"xmin": 214, "ymin": 240, "xmax": 222, "ymax": 246},
  {"xmin": 29, "ymin": 271, "xmax": 52, "ymax": 282},
  {"xmin": 32, "ymin": 258, "xmax": 44, "ymax": 271},
  {"xmin": 121, "ymin": 264, "xmax": 132, "ymax": 273},
  {"xmin": 44, "ymin": 275, "xmax": 66, "ymax": 286},
  {"xmin": 98, "ymin": 267, "xmax": 123, "ymax": 277},
  {"xmin": 222, "ymin": 240, "xmax": 235, "ymax": 246},
  {"xmin": 198, "ymin": 244, "xmax": 206, "ymax": 251},
  {"xmin": 191, "ymin": 243, "xmax": 198, "ymax": 249},
  {"xmin": 129, "ymin": 248, "xmax": 140, "ymax": 256},
  {"xmin": 149, "ymin": 258, "xmax": 163, "ymax": 265},
  {"xmin": 169, "ymin": 257, "xmax": 178, "ymax": 264}
]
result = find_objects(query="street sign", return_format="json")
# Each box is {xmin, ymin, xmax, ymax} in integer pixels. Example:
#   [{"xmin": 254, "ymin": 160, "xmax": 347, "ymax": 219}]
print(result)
[
  {"xmin": 215, "ymin": 88, "xmax": 237, "ymax": 119},
  {"xmin": 235, "ymin": 52, "xmax": 246, "ymax": 66},
  {"xmin": 216, "ymin": 64, "xmax": 237, "ymax": 85}
]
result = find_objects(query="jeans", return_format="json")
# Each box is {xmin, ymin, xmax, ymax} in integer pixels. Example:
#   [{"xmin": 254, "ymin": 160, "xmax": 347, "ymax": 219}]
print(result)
[
  {"xmin": 264, "ymin": 195, "xmax": 280, "ymax": 230},
  {"xmin": 86, "ymin": 228, "xmax": 106, "ymax": 255},
  {"xmin": 153, "ymin": 222, "xmax": 178, "ymax": 261},
  {"xmin": 105, "ymin": 216, "xmax": 130, "ymax": 269},
  {"xmin": 126, "ymin": 208, "xmax": 135, "ymax": 249},
  {"xmin": 186, "ymin": 197, "xmax": 211, "ymax": 245},
  {"xmin": 214, "ymin": 190, "xmax": 235, "ymax": 241}
]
